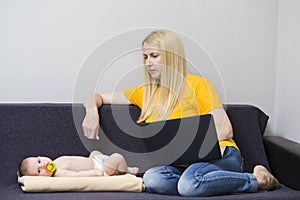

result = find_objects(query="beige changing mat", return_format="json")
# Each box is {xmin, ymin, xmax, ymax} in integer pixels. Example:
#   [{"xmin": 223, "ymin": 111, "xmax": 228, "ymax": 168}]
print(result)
[{"xmin": 18, "ymin": 174, "xmax": 144, "ymax": 192}]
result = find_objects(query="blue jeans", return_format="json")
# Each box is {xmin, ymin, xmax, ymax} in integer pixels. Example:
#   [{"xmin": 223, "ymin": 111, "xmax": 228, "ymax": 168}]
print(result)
[{"xmin": 143, "ymin": 146, "xmax": 258, "ymax": 197}]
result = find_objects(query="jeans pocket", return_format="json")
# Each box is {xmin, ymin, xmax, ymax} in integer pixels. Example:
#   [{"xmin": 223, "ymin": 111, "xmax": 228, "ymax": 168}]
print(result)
[{"xmin": 222, "ymin": 146, "xmax": 243, "ymax": 172}]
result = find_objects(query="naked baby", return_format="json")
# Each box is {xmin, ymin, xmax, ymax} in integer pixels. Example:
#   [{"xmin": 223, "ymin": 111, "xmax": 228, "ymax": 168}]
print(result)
[{"xmin": 18, "ymin": 150, "xmax": 139, "ymax": 177}]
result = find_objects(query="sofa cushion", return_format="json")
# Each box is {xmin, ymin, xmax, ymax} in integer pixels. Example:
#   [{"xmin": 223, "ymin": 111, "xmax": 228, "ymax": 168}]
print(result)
[
  {"xmin": 224, "ymin": 105, "xmax": 270, "ymax": 172},
  {"xmin": 96, "ymin": 104, "xmax": 271, "ymax": 173}
]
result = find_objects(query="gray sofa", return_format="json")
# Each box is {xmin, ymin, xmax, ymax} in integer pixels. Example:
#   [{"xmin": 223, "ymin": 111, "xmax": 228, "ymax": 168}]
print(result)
[{"xmin": 0, "ymin": 103, "xmax": 299, "ymax": 199}]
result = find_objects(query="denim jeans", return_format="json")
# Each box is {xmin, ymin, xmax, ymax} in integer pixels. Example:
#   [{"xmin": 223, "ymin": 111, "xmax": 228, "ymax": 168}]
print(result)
[{"xmin": 143, "ymin": 146, "xmax": 258, "ymax": 197}]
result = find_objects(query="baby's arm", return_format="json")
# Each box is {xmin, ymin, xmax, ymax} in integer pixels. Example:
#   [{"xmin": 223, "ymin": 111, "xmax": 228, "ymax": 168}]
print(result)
[{"xmin": 54, "ymin": 169, "xmax": 104, "ymax": 177}]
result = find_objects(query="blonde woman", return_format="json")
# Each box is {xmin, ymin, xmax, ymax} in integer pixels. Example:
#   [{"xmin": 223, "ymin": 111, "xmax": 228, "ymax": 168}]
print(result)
[{"xmin": 82, "ymin": 29, "xmax": 279, "ymax": 196}]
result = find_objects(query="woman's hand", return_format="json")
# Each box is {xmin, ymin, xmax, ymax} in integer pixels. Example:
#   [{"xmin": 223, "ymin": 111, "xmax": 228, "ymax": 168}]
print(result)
[
  {"xmin": 82, "ymin": 108, "xmax": 100, "ymax": 140},
  {"xmin": 82, "ymin": 92, "xmax": 130, "ymax": 140},
  {"xmin": 82, "ymin": 93, "xmax": 103, "ymax": 140}
]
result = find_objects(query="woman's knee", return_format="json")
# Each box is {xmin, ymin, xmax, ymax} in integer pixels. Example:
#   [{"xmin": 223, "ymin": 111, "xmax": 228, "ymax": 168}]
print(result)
[
  {"xmin": 177, "ymin": 177, "xmax": 209, "ymax": 197},
  {"xmin": 143, "ymin": 167, "xmax": 163, "ymax": 189},
  {"xmin": 143, "ymin": 166, "xmax": 180, "ymax": 195},
  {"xmin": 177, "ymin": 172, "xmax": 210, "ymax": 197}
]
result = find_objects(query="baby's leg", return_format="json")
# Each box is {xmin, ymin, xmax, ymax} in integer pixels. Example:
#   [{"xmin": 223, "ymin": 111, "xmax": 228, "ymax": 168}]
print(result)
[
  {"xmin": 103, "ymin": 153, "xmax": 127, "ymax": 175},
  {"xmin": 103, "ymin": 153, "xmax": 138, "ymax": 176}
]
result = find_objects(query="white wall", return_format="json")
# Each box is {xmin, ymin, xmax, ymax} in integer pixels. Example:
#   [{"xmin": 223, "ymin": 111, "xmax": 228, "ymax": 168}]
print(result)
[
  {"xmin": 0, "ymin": 0, "xmax": 298, "ymax": 142},
  {"xmin": 275, "ymin": 0, "xmax": 300, "ymax": 142}
]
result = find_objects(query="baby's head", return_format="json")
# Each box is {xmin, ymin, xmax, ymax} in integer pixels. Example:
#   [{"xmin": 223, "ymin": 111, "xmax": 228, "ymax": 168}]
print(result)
[{"xmin": 18, "ymin": 156, "xmax": 54, "ymax": 177}]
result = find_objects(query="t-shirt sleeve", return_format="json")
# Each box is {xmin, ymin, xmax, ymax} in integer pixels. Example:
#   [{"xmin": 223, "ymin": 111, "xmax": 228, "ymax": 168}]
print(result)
[
  {"xmin": 195, "ymin": 78, "xmax": 223, "ymax": 114},
  {"xmin": 123, "ymin": 85, "xmax": 144, "ymax": 108}
]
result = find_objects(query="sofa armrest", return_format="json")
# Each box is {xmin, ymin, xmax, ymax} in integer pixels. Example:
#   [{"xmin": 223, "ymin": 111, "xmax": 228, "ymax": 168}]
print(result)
[{"xmin": 264, "ymin": 136, "xmax": 300, "ymax": 190}]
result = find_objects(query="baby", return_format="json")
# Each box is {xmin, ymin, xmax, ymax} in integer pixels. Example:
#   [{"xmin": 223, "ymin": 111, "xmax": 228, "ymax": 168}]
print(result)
[{"xmin": 18, "ymin": 150, "xmax": 139, "ymax": 177}]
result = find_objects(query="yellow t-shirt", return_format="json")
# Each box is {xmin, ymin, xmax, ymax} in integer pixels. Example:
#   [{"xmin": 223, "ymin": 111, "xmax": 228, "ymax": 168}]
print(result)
[{"xmin": 123, "ymin": 74, "xmax": 238, "ymax": 149}]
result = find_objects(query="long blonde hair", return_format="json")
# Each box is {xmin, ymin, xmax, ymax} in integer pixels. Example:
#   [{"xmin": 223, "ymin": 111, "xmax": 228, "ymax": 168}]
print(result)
[{"xmin": 137, "ymin": 30, "xmax": 188, "ymax": 123}]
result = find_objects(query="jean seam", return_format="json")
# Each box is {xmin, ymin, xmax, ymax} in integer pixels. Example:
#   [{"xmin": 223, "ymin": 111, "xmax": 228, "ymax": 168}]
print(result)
[
  {"xmin": 247, "ymin": 173, "xmax": 258, "ymax": 192},
  {"xmin": 194, "ymin": 171, "xmax": 250, "ymax": 183},
  {"xmin": 222, "ymin": 146, "xmax": 236, "ymax": 158}
]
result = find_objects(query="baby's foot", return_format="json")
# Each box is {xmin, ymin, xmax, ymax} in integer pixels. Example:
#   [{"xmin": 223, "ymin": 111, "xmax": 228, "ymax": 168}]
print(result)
[
  {"xmin": 253, "ymin": 165, "xmax": 280, "ymax": 191},
  {"xmin": 127, "ymin": 167, "xmax": 139, "ymax": 175}
]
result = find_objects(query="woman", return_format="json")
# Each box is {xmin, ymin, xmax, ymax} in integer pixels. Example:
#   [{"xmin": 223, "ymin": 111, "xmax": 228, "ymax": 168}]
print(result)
[{"xmin": 82, "ymin": 29, "xmax": 279, "ymax": 196}]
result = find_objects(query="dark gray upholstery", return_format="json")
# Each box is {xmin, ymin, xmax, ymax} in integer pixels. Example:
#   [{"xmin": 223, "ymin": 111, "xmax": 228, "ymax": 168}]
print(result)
[
  {"xmin": 224, "ymin": 105, "xmax": 270, "ymax": 172},
  {"xmin": 264, "ymin": 136, "xmax": 300, "ymax": 190},
  {"xmin": 0, "ymin": 103, "xmax": 299, "ymax": 200}
]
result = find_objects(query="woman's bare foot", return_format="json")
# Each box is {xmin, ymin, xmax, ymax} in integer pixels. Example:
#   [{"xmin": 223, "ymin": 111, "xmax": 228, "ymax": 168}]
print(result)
[
  {"xmin": 127, "ymin": 167, "xmax": 139, "ymax": 175},
  {"xmin": 253, "ymin": 165, "xmax": 280, "ymax": 191}
]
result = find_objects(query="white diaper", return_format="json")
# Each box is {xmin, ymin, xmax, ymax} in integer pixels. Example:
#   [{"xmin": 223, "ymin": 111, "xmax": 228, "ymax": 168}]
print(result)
[{"xmin": 92, "ymin": 154, "xmax": 109, "ymax": 176}]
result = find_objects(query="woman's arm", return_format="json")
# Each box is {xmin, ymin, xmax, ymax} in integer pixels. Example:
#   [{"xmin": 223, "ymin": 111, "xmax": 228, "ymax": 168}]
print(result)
[
  {"xmin": 82, "ymin": 91, "xmax": 130, "ymax": 140},
  {"xmin": 208, "ymin": 107, "xmax": 233, "ymax": 141}
]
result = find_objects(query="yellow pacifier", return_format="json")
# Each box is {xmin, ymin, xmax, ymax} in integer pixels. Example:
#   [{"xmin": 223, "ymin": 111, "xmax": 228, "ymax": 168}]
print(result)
[{"xmin": 45, "ymin": 161, "xmax": 56, "ymax": 173}]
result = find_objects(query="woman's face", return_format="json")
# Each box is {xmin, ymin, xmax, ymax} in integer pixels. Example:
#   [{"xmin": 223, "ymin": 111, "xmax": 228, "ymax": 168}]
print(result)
[{"xmin": 143, "ymin": 42, "xmax": 162, "ymax": 80}]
